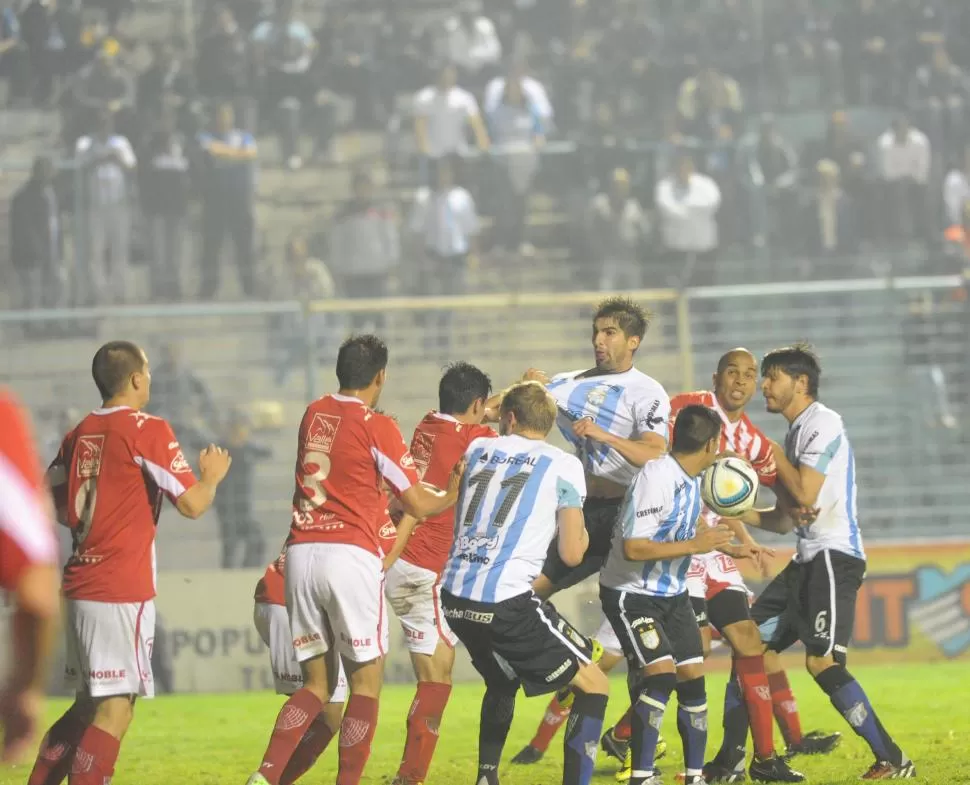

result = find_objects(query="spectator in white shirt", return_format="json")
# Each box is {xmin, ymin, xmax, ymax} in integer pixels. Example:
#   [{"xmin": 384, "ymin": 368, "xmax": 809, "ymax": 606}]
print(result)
[
  {"xmin": 877, "ymin": 115, "xmax": 932, "ymax": 245},
  {"xmin": 75, "ymin": 109, "xmax": 136, "ymax": 305},
  {"xmin": 484, "ymin": 59, "xmax": 553, "ymax": 129},
  {"xmin": 655, "ymin": 151, "xmax": 721, "ymax": 285},
  {"xmin": 408, "ymin": 154, "xmax": 479, "ymax": 358},
  {"xmin": 439, "ymin": 3, "xmax": 502, "ymax": 87},
  {"xmin": 943, "ymin": 144, "xmax": 970, "ymax": 227},
  {"xmin": 413, "ymin": 63, "xmax": 490, "ymax": 164}
]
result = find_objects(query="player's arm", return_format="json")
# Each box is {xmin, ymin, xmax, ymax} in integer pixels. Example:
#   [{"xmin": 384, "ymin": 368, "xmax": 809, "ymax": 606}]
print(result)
[
  {"xmin": 399, "ymin": 468, "xmax": 461, "ymax": 519},
  {"xmin": 740, "ymin": 485, "xmax": 815, "ymax": 534},
  {"xmin": 573, "ymin": 390, "xmax": 670, "ymax": 467},
  {"xmin": 174, "ymin": 445, "xmax": 232, "ymax": 519},
  {"xmin": 769, "ymin": 440, "xmax": 825, "ymax": 509},
  {"xmin": 555, "ymin": 462, "xmax": 588, "ymax": 566},
  {"xmin": 382, "ymin": 513, "xmax": 419, "ymax": 571},
  {"xmin": 624, "ymin": 522, "xmax": 734, "ymax": 561}
]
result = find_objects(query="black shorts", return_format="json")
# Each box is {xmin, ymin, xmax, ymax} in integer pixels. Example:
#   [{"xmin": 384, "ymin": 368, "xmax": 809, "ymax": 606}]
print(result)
[
  {"xmin": 690, "ymin": 595, "xmax": 710, "ymax": 628},
  {"xmin": 751, "ymin": 550, "xmax": 866, "ymax": 665},
  {"xmin": 707, "ymin": 589, "xmax": 752, "ymax": 632},
  {"xmin": 600, "ymin": 587, "xmax": 705, "ymax": 669},
  {"xmin": 440, "ymin": 589, "xmax": 594, "ymax": 697},
  {"xmin": 541, "ymin": 497, "xmax": 620, "ymax": 592}
]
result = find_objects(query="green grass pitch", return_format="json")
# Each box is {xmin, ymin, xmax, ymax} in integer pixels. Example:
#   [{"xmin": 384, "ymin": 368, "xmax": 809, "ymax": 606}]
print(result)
[{"xmin": 2, "ymin": 661, "xmax": 967, "ymax": 784}]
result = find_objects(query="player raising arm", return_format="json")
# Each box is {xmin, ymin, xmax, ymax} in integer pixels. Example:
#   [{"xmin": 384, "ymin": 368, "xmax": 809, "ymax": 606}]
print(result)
[
  {"xmin": 522, "ymin": 297, "xmax": 670, "ymax": 599},
  {"xmin": 599, "ymin": 405, "xmax": 732, "ymax": 785},
  {"xmin": 440, "ymin": 382, "xmax": 607, "ymax": 785},
  {"xmin": 249, "ymin": 336, "xmax": 462, "ymax": 785},
  {"xmin": 27, "ymin": 341, "xmax": 231, "ymax": 785},
  {"xmin": 384, "ymin": 362, "xmax": 496, "ymax": 785},
  {"xmin": 744, "ymin": 345, "xmax": 915, "ymax": 781},
  {"xmin": 0, "ymin": 392, "xmax": 59, "ymax": 765}
]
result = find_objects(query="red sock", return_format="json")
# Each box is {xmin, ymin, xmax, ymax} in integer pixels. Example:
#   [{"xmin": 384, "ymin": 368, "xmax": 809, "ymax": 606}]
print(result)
[
  {"xmin": 28, "ymin": 707, "xmax": 89, "ymax": 785},
  {"xmin": 529, "ymin": 694, "xmax": 572, "ymax": 752},
  {"xmin": 768, "ymin": 671, "xmax": 803, "ymax": 746},
  {"xmin": 258, "ymin": 689, "xmax": 324, "ymax": 785},
  {"xmin": 396, "ymin": 682, "xmax": 452, "ymax": 783},
  {"xmin": 613, "ymin": 704, "xmax": 633, "ymax": 741},
  {"xmin": 67, "ymin": 726, "xmax": 120, "ymax": 785},
  {"xmin": 336, "ymin": 695, "xmax": 379, "ymax": 785},
  {"xmin": 735, "ymin": 655, "xmax": 775, "ymax": 760},
  {"xmin": 280, "ymin": 714, "xmax": 336, "ymax": 785}
]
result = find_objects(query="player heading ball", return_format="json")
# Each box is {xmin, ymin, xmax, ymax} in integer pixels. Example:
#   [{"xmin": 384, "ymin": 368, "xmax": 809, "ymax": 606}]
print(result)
[{"xmin": 441, "ymin": 381, "xmax": 611, "ymax": 785}]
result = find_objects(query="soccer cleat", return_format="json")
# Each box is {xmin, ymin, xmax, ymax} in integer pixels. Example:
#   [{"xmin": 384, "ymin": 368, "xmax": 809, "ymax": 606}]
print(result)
[
  {"xmin": 591, "ymin": 637, "xmax": 605, "ymax": 663},
  {"xmin": 616, "ymin": 748, "xmax": 632, "ymax": 783},
  {"xmin": 245, "ymin": 775, "xmax": 270, "ymax": 785},
  {"xmin": 749, "ymin": 755, "xmax": 805, "ymax": 783},
  {"xmin": 615, "ymin": 757, "xmax": 662, "ymax": 784},
  {"xmin": 601, "ymin": 726, "xmax": 630, "ymax": 762},
  {"xmin": 702, "ymin": 758, "xmax": 746, "ymax": 783},
  {"xmin": 511, "ymin": 744, "xmax": 545, "ymax": 764},
  {"xmin": 859, "ymin": 759, "xmax": 916, "ymax": 779},
  {"xmin": 784, "ymin": 730, "xmax": 842, "ymax": 758},
  {"xmin": 554, "ymin": 685, "xmax": 577, "ymax": 710},
  {"xmin": 657, "ymin": 735, "xmax": 669, "ymax": 760}
]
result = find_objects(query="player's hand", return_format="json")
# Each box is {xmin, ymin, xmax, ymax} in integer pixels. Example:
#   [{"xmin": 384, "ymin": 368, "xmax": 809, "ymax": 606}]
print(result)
[
  {"xmin": 691, "ymin": 523, "xmax": 733, "ymax": 554},
  {"xmin": 571, "ymin": 417, "xmax": 609, "ymax": 444},
  {"xmin": 0, "ymin": 685, "xmax": 41, "ymax": 764},
  {"xmin": 791, "ymin": 506, "xmax": 820, "ymax": 527},
  {"xmin": 199, "ymin": 444, "xmax": 232, "ymax": 483},
  {"xmin": 734, "ymin": 542, "xmax": 775, "ymax": 574},
  {"xmin": 521, "ymin": 368, "xmax": 550, "ymax": 385},
  {"xmin": 447, "ymin": 458, "xmax": 466, "ymax": 496}
]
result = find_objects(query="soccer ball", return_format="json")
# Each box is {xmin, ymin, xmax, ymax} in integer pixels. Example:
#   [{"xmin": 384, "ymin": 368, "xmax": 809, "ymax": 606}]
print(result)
[{"xmin": 701, "ymin": 456, "xmax": 760, "ymax": 517}]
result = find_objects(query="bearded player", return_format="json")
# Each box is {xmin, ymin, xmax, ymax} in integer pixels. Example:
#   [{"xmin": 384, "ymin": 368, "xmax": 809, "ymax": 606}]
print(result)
[
  {"xmin": 381, "ymin": 362, "xmax": 497, "ymax": 785},
  {"xmin": 252, "ymin": 548, "xmax": 348, "ymax": 785},
  {"xmin": 29, "ymin": 341, "xmax": 232, "ymax": 785}
]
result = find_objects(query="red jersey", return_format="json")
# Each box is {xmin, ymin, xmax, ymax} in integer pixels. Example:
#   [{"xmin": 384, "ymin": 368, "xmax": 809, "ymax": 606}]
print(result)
[
  {"xmin": 670, "ymin": 391, "xmax": 776, "ymax": 484},
  {"xmin": 254, "ymin": 549, "xmax": 285, "ymax": 606},
  {"xmin": 400, "ymin": 412, "xmax": 495, "ymax": 575},
  {"xmin": 0, "ymin": 392, "xmax": 57, "ymax": 592},
  {"xmin": 49, "ymin": 406, "xmax": 198, "ymax": 603},
  {"xmin": 287, "ymin": 394, "xmax": 420, "ymax": 556}
]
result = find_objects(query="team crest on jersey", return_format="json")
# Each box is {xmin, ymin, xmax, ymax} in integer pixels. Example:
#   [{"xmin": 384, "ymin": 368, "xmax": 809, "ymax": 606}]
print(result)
[
  {"xmin": 411, "ymin": 430, "xmax": 435, "ymax": 470},
  {"xmin": 76, "ymin": 436, "xmax": 105, "ymax": 478},
  {"xmin": 400, "ymin": 452, "xmax": 415, "ymax": 470},
  {"xmin": 306, "ymin": 413, "xmax": 340, "ymax": 453},
  {"xmin": 586, "ymin": 385, "xmax": 610, "ymax": 407},
  {"xmin": 379, "ymin": 521, "xmax": 396, "ymax": 540},
  {"xmin": 169, "ymin": 448, "xmax": 191, "ymax": 474}
]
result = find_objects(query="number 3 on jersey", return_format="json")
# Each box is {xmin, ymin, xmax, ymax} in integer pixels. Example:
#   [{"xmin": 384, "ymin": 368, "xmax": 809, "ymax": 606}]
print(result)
[
  {"xmin": 462, "ymin": 467, "xmax": 531, "ymax": 529},
  {"xmin": 300, "ymin": 450, "xmax": 332, "ymax": 511}
]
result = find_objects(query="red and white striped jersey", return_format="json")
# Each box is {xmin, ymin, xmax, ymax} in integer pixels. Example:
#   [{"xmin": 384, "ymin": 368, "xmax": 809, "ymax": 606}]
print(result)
[{"xmin": 0, "ymin": 391, "xmax": 57, "ymax": 592}]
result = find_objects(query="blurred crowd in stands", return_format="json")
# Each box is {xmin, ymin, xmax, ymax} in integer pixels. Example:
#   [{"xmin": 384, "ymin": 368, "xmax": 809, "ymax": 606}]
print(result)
[{"xmin": 4, "ymin": 0, "xmax": 970, "ymax": 312}]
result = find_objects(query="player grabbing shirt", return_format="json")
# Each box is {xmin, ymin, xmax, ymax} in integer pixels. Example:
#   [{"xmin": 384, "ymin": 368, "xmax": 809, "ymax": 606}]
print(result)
[
  {"xmin": 749, "ymin": 345, "xmax": 914, "ymax": 780},
  {"xmin": 599, "ymin": 405, "xmax": 730, "ymax": 785},
  {"xmin": 252, "ymin": 549, "xmax": 347, "ymax": 785},
  {"xmin": 250, "ymin": 335, "xmax": 461, "ymax": 785},
  {"xmin": 440, "ymin": 381, "xmax": 610, "ymax": 785},
  {"xmin": 0, "ymin": 392, "xmax": 59, "ymax": 764},
  {"xmin": 383, "ymin": 363, "xmax": 495, "ymax": 785},
  {"xmin": 29, "ymin": 341, "xmax": 231, "ymax": 785},
  {"xmin": 522, "ymin": 297, "xmax": 669, "ymax": 599}
]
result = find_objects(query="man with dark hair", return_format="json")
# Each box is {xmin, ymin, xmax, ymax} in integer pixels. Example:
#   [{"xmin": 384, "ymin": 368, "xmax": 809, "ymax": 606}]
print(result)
[
  {"xmin": 441, "ymin": 381, "xmax": 610, "ymax": 785},
  {"xmin": 513, "ymin": 296, "xmax": 669, "ymax": 765},
  {"xmin": 29, "ymin": 341, "xmax": 231, "ymax": 785},
  {"xmin": 742, "ymin": 344, "xmax": 915, "ymax": 780},
  {"xmin": 249, "ymin": 335, "xmax": 464, "ymax": 785},
  {"xmin": 383, "ymin": 361, "xmax": 496, "ymax": 785},
  {"xmin": 599, "ymin": 404, "xmax": 732, "ymax": 785}
]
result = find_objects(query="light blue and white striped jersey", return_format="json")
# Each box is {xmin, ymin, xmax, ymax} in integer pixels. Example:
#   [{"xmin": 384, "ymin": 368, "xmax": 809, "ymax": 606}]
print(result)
[
  {"xmin": 600, "ymin": 455, "xmax": 703, "ymax": 597},
  {"xmin": 784, "ymin": 402, "xmax": 865, "ymax": 563},
  {"xmin": 441, "ymin": 434, "xmax": 586, "ymax": 603},
  {"xmin": 547, "ymin": 367, "xmax": 670, "ymax": 487}
]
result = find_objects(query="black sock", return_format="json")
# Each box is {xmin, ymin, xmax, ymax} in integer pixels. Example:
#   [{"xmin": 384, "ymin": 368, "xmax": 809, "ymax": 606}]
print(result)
[
  {"xmin": 716, "ymin": 668, "xmax": 750, "ymax": 767},
  {"xmin": 478, "ymin": 686, "xmax": 517, "ymax": 784},
  {"xmin": 815, "ymin": 665, "xmax": 903, "ymax": 765},
  {"xmin": 564, "ymin": 692, "xmax": 608, "ymax": 785}
]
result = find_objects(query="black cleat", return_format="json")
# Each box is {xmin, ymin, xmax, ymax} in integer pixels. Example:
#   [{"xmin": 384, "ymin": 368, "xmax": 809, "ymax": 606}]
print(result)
[
  {"xmin": 860, "ymin": 759, "xmax": 916, "ymax": 779},
  {"xmin": 600, "ymin": 726, "xmax": 630, "ymax": 762},
  {"xmin": 511, "ymin": 744, "xmax": 545, "ymax": 765},
  {"xmin": 750, "ymin": 755, "xmax": 805, "ymax": 783},
  {"xmin": 703, "ymin": 759, "xmax": 746, "ymax": 784},
  {"xmin": 785, "ymin": 730, "xmax": 842, "ymax": 758}
]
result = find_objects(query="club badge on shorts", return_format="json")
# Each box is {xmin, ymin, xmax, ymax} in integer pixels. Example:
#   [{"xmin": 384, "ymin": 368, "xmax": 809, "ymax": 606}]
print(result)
[{"xmin": 639, "ymin": 622, "xmax": 661, "ymax": 650}]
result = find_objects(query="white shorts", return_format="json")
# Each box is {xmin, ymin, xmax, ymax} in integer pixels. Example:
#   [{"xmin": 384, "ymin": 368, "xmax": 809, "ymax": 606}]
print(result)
[
  {"xmin": 385, "ymin": 558, "xmax": 457, "ymax": 656},
  {"xmin": 286, "ymin": 542, "xmax": 389, "ymax": 663},
  {"xmin": 64, "ymin": 599, "xmax": 155, "ymax": 699},
  {"xmin": 253, "ymin": 602, "xmax": 348, "ymax": 701},
  {"xmin": 686, "ymin": 552, "xmax": 750, "ymax": 600},
  {"xmin": 593, "ymin": 614, "xmax": 623, "ymax": 658}
]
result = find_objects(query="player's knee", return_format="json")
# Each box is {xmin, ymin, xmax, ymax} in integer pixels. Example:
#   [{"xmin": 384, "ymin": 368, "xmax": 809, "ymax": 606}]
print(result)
[
  {"xmin": 635, "ymin": 671, "xmax": 677, "ymax": 702},
  {"xmin": 572, "ymin": 661, "xmax": 609, "ymax": 696},
  {"xmin": 675, "ymin": 661, "xmax": 705, "ymax": 683},
  {"xmin": 597, "ymin": 651, "xmax": 622, "ymax": 674},
  {"xmin": 345, "ymin": 657, "xmax": 384, "ymax": 698},
  {"xmin": 762, "ymin": 649, "xmax": 783, "ymax": 674},
  {"xmin": 724, "ymin": 620, "xmax": 764, "ymax": 657},
  {"xmin": 805, "ymin": 652, "xmax": 836, "ymax": 677},
  {"xmin": 93, "ymin": 696, "xmax": 134, "ymax": 737},
  {"xmin": 675, "ymin": 675, "xmax": 706, "ymax": 705}
]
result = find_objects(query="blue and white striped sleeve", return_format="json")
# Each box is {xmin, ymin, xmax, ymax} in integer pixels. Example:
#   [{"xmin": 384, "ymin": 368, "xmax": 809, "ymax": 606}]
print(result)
[
  {"xmin": 621, "ymin": 467, "xmax": 667, "ymax": 540},
  {"xmin": 555, "ymin": 455, "xmax": 586, "ymax": 510},
  {"xmin": 798, "ymin": 412, "xmax": 843, "ymax": 475}
]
